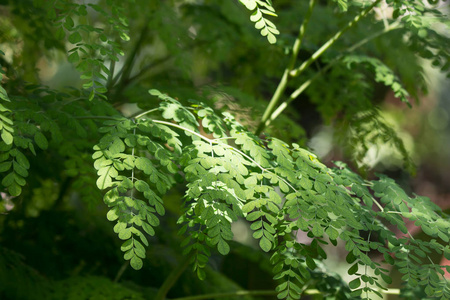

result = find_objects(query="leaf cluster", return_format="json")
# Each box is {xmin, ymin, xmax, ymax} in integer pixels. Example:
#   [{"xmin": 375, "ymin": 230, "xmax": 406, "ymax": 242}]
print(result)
[
  {"xmin": 1, "ymin": 1, "xmax": 449, "ymax": 299},
  {"xmin": 88, "ymin": 90, "xmax": 450, "ymax": 299}
]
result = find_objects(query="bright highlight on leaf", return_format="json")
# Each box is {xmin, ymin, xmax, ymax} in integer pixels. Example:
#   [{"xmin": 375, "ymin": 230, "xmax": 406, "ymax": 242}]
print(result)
[
  {"xmin": 239, "ymin": 0, "xmax": 279, "ymax": 44},
  {"xmin": 90, "ymin": 91, "xmax": 450, "ymax": 299},
  {"xmin": 1, "ymin": 1, "xmax": 450, "ymax": 299}
]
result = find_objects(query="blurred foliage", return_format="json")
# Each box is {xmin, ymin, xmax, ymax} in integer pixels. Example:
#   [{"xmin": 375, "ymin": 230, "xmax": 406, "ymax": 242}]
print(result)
[{"xmin": 0, "ymin": 0, "xmax": 449, "ymax": 299}]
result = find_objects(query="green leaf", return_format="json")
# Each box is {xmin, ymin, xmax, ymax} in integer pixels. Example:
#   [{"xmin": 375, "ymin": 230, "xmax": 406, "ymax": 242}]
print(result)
[
  {"xmin": 0, "ymin": 161, "xmax": 12, "ymax": 172},
  {"xmin": 1, "ymin": 130, "xmax": 13, "ymax": 145},
  {"xmin": 197, "ymin": 268, "xmax": 206, "ymax": 280},
  {"xmin": 130, "ymin": 256, "xmax": 143, "ymax": 270},
  {"xmin": 305, "ymin": 256, "xmax": 316, "ymax": 270},
  {"xmin": 107, "ymin": 207, "xmax": 119, "ymax": 221},
  {"xmin": 118, "ymin": 228, "xmax": 131, "ymax": 240},
  {"xmin": 13, "ymin": 161, "xmax": 28, "ymax": 177},
  {"xmin": 34, "ymin": 132, "xmax": 48, "ymax": 150},
  {"xmin": 239, "ymin": 0, "xmax": 257, "ymax": 10},
  {"xmin": 55, "ymin": 27, "xmax": 65, "ymax": 40},
  {"xmin": 68, "ymin": 31, "xmax": 82, "ymax": 44},
  {"xmin": 8, "ymin": 182, "xmax": 22, "ymax": 196},
  {"xmin": 325, "ymin": 226, "xmax": 339, "ymax": 240},
  {"xmin": 380, "ymin": 272, "xmax": 392, "ymax": 284},
  {"xmin": 149, "ymin": 89, "xmax": 161, "ymax": 96},
  {"xmin": 96, "ymin": 166, "xmax": 117, "ymax": 189},
  {"xmin": 1, "ymin": 172, "xmax": 14, "ymax": 186},
  {"xmin": 217, "ymin": 239, "xmax": 230, "ymax": 255},
  {"xmin": 277, "ymin": 289, "xmax": 289, "ymax": 299},
  {"xmin": 259, "ymin": 236, "xmax": 272, "ymax": 252},
  {"xmin": 348, "ymin": 263, "xmax": 358, "ymax": 275},
  {"xmin": 311, "ymin": 224, "xmax": 323, "ymax": 237},
  {"xmin": 121, "ymin": 240, "xmax": 133, "ymax": 252},
  {"xmin": 68, "ymin": 51, "xmax": 79, "ymax": 63},
  {"xmin": 267, "ymin": 33, "xmax": 276, "ymax": 44},
  {"xmin": 242, "ymin": 201, "xmax": 256, "ymax": 213},
  {"xmin": 133, "ymin": 240, "xmax": 146, "ymax": 258},
  {"xmin": 135, "ymin": 157, "xmax": 153, "ymax": 175},
  {"xmin": 349, "ymin": 278, "xmax": 361, "ymax": 289},
  {"xmin": 142, "ymin": 222, "xmax": 155, "ymax": 236},
  {"xmin": 64, "ymin": 16, "xmax": 74, "ymax": 29}
]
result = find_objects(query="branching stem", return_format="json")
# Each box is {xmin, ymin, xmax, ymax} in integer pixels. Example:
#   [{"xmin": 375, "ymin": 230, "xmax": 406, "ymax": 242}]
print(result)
[
  {"xmin": 256, "ymin": 0, "xmax": 382, "ymax": 134},
  {"xmin": 263, "ymin": 17, "xmax": 400, "ymax": 128},
  {"xmin": 255, "ymin": 0, "xmax": 316, "ymax": 135},
  {"xmin": 114, "ymin": 23, "xmax": 149, "ymax": 86},
  {"xmin": 289, "ymin": 0, "xmax": 381, "ymax": 78}
]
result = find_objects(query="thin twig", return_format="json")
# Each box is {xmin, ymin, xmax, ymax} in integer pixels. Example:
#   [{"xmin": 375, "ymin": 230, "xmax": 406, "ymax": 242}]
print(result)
[
  {"xmin": 154, "ymin": 253, "xmax": 195, "ymax": 300},
  {"xmin": 114, "ymin": 261, "xmax": 129, "ymax": 283}
]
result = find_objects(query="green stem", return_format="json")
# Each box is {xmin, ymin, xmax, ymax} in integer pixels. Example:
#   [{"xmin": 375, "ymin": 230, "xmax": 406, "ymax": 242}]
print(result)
[
  {"xmin": 154, "ymin": 253, "xmax": 194, "ymax": 300},
  {"xmin": 256, "ymin": 0, "xmax": 381, "ymax": 134},
  {"xmin": 289, "ymin": 0, "xmax": 381, "ymax": 78},
  {"xmin": 263, "ymin": 18, "xmax": 400, "ymax": 128},
  {"xmin": 131, "ymin": 108, "xmax": 160, "ymax": 119},
  {"xmin": 111, "ymin": 23, "xmax": 148, "ymax": 92},
  {"xmin": 113, "ymin": 261, "xmax": 129, "ymax": 283},
  {"xmin": 125, "ymin": 56, "xmax": 173, "ymax": 85},
  {"xmin": 106, "ymin": 59, "xmax": 116, "ymax": 91},
  {"xmin": 75, "ymin": 116, "xmax": 118, "ymax": 120},
  {"xmin": 169, "ymin": 287, "xmax": 401, "ymax": 300},
  {"xmin": 170, "ymin": 290, "xmax": 277, "ymax": 300},
  {"xmin": 255, "ymin": 0, "xmax": 317, "ymax": 136}
]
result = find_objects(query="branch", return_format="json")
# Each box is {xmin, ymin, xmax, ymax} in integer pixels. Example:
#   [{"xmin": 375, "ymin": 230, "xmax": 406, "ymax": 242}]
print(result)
[
  {"xmin": 169, "ymin": 290, "xmax": 277, "ymax": 300},
  {"xmin": 108, "ymin": 22, "xmax": 149, "ymax": 101},
  {"xmin": 256, "ymin": 0, "xmax": 381, "ymax": 134},
  {"xmin": 154, "ymin": 253, "xmax": 194, "ymax": 300},
  {"xmin": 125, "ymin": 56, "xmax": 173, "ymax": 85},
  {"xmin": 255, "ymin": 0, "xmax": 316, "ymax": 136},
  {"xmin": 113, "ymin": 261, "xmax": 129, "ymax": 283},
  {"xmin": 289, "ymin": 0, "xmax": 381, "ymax": 78},
  {"xmin": 262, "ymin": 18, "xmax": 400, "ymax": 128},
  {"xmin": 168, "ymin": 288, "xmax": 405, "ymax": 300}
]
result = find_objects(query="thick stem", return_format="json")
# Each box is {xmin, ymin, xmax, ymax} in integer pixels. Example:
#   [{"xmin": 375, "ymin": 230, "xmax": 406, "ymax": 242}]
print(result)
[
  {"xmin": 255, "ymin": 0, "xmax": 317, "ymax": 136},
  {"xmin": 154, "ymin": 253, "xmax": 194, "ymax": 300}
]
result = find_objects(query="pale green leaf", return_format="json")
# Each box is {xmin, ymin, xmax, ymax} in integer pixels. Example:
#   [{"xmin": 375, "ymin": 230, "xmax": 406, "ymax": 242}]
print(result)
[
  {"xmin": 130, "ymin": 256, "xmax": 143, "ymax": 270},
  {"xmin": 259, "ymin": 236, "xmax": 272, "ymax": 252},
  {"xmin": 1, "ymin": 130, "xmax": 13, "ymax": 145}
]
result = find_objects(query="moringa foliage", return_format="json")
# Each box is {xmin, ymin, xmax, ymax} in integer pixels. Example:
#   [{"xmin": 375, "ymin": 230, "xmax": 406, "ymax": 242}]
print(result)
[
  {"xmin": 91, "ymin": 89, "xmax": 450, "ymax": 299},
  {"xmin": 1, "ymin": 0, "xmax": 450, "ymax": 299}
]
